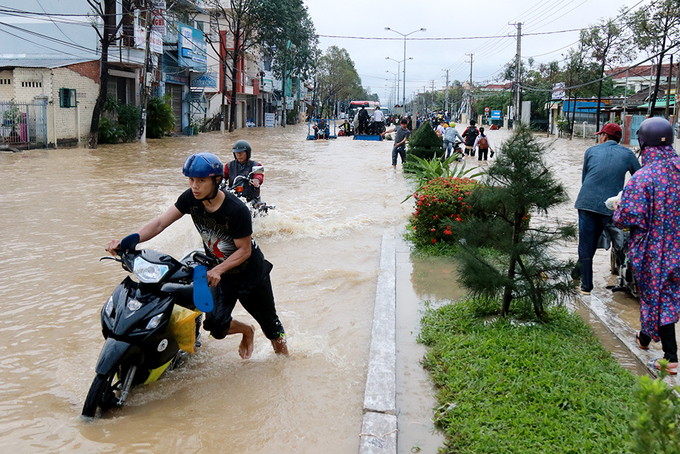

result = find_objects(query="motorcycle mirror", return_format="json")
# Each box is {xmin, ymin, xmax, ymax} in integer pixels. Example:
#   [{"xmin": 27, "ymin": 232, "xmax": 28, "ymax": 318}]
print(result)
[
  {"xmin": 251, "ymin": 165, "xmax": 264, "ymax": 175},
  {"xmin": 120, "ymin": 233, "xmax": 140, "ymax": 251}
]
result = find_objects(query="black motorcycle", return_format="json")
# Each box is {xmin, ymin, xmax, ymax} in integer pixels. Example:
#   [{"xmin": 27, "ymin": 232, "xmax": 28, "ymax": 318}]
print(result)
[
  {"xmin": 81, "ymin": 233, "xmax": 214, "ymax": 418},
  {"xmin": 608, "ymin": 227, "xmax": 639, "ymax": 298},
  {"xmin": 223, "ymin": 165, "xmax": 275, "ymax": 217}
]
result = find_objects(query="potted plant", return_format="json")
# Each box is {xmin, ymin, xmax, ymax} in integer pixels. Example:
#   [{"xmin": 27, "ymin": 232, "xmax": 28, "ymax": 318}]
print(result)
[{"xmin": 2, "ymin": 99, "xmax": 22, "ymax": 143}]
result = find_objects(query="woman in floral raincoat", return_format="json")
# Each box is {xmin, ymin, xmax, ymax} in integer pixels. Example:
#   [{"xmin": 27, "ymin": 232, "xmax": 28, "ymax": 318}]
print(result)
[{"xmin": 613, "ymin": 117, "xmax": 680, "ymax": 374}]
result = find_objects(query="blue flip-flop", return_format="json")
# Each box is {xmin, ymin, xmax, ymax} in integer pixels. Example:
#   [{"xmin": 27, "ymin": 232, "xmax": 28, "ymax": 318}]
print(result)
[{"xmin": 648, "ymin": 358, "xmax": 678, "ymax": 375}]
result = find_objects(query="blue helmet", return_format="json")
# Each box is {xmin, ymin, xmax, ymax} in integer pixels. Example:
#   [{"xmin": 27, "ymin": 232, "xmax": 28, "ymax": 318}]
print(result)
[
  {"xmin": 637, "ymin": 117, "xmax": 674, "ymax": 149},
  {"xmin": 182, "ymin": 153, "xmax": 223, "ymax": 178}
]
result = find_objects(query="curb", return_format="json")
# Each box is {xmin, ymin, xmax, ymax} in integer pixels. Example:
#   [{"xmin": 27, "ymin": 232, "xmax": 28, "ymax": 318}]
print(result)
[
  {"xmin": 576, "ymin": 293, "xmax": 676, "ymax": 384},
  {"xmin": 359, "ymin": 233, "xmax": 397, "ymax": 454}
]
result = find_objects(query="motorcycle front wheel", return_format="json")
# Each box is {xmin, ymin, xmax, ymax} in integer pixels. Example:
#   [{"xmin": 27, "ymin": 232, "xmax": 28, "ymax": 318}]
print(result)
[
  {"xmin": 81, "ymin": 372, "xmax": 117, "ymax": 417},
  {"xmin": 610, "ymin": 248, "xmax": 619, "ymax": 275}
]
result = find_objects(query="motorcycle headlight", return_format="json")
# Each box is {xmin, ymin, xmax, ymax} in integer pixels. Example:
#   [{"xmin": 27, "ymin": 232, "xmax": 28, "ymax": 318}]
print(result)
[
  {"xmin": 146, "ymin": 313, "xmax": 164, "ymax": 330},
  {"xmin": 104, "ymin": 296, "xmax": 114, "ymax": 317},
  {"xmin": 132, "ymin": 256, "xmax": 169, "ymax": 283}
]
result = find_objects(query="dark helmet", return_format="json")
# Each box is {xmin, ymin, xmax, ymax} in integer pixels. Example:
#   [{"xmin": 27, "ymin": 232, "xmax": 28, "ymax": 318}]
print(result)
[
  {"xmin": 637, "ymin": 117, "xmax": 675, "ymax": 149},
  {"xmin": 182, "ymin": 152, "xmax": 223, "ymax": 177},
  {"xmin": 232, "ymin": 139, "xmax": 252, "ymax": 160}
]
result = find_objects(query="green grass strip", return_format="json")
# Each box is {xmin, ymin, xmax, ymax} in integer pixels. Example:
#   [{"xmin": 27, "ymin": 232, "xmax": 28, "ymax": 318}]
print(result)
[{"xmin": 420, "ymin": 299, "xmax": 638, "ymax": 454}]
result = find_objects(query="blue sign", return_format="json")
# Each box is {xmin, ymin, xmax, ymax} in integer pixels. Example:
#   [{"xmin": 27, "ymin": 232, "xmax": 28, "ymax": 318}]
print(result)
[
  {"xmin": 178, "ymin": 24, "xmax": 207, "ymax": 72},
  {"xmin": 491, "ymin": 110, "xmax": 501, "ymax": 120},
  {"xmin": 192, "ymin": 72, "xmax": 217, "ymax": 89}
]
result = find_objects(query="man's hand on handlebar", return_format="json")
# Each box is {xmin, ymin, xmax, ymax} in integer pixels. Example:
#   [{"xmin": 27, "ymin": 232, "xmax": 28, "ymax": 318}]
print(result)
[{"xmin": 106, "ymin": 240, "xmax": 121, "ymax": 256}]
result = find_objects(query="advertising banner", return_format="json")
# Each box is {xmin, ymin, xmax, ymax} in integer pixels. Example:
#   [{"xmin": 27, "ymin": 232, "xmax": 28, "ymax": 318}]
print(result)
[
  {"xmin": 152, "ymin": 1, "xmax": 166, "ymax": 35},
  {"xmin": 265, "ymin": 113, "xmax": 276, "ymax": 127},
  {"xmin": 192, "ymin": 72, "xmax": 218, "ymax": 89},
  {"xmin": 178, "ymin": 24, "xmax": 207, "ymax": 72},
  {"xmin": 552, "ymin": 82, "xmax": 566, "ymax": 100}
]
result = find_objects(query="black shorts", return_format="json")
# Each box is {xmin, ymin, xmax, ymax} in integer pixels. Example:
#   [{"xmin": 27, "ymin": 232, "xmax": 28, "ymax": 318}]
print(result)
[{"xmin": 203, "ymin": 275, "xmax": 285, "ymax": 341}]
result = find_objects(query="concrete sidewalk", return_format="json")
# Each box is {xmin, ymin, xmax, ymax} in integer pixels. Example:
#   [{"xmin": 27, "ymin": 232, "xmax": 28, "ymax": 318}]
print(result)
[
  {"xmin": 576, "ymin": 292, "xmax": 679, "ymax": 386},
  {"xmin": 359, "ymin": 233, "xmax": 674, "ymax": 454},
  {"xmin": 358, "ymin": 233, "xmax": 444, "ymax": 454}
]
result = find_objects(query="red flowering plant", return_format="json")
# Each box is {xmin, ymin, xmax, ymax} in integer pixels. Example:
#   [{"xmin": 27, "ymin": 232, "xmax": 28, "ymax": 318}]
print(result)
[{"xmin": 409, "ymin": 176, "xmax": 479, "ymax": 248}]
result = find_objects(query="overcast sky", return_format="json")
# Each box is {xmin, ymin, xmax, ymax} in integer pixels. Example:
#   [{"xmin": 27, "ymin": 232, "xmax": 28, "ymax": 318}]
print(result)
[{"xmin": 304, "ymin": 0, "xmax": 651, "ymax": 106}]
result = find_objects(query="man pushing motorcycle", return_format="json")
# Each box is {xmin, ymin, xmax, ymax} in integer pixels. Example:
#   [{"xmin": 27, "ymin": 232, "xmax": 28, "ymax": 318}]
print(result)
[{"xmin": 106, "ymin": 152, "xmax": 288, "ymax": 359}]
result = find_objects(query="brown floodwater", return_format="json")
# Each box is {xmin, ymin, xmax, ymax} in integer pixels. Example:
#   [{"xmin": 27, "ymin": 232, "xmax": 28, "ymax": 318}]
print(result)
[{"xmin": 0, "ymin": 125, "xmax": 413, "ymax": 453}]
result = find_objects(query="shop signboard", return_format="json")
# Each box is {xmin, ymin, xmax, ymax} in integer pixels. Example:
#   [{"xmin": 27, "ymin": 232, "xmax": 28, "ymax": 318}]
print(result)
[
  {"xmin": 192, "ymin": 72, "xmax": 218, "ymax": 89},
  {"xmin": 152, "ymin": 1, "xmax": 166, "ymax": 35},
  {"xmin": 265, "ymin": 113, "xmax": 276, "ymax": 127},
  {"xmin": 178, "ymin": 24, "xmax": 207, "ymax": 72}
]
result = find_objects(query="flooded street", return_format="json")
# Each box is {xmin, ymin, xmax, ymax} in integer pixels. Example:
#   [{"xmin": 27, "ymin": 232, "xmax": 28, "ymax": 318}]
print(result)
[
  {"xmin": 0, "ymin": 123, "xmax": 651, "ymax": 453},
  {"xmin": 0, "ymin": 125, "xmax": 412, "ymax": 453}
]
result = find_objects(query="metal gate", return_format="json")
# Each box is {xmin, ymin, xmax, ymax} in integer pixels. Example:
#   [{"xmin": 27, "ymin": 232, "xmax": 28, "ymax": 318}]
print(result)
[
  {"xmin": 0, "ymin": 100, "xmax": 48, "ymax": 149},
  {"xmin": 629, "ymin": 115, "xmax": 647, "ymax": 147}
]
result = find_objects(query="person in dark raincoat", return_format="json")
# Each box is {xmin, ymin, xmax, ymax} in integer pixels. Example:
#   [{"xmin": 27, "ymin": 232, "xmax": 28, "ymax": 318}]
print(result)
[{"xmin": 613, "ymin": 117, "xmax": 680, "ymax": 374}]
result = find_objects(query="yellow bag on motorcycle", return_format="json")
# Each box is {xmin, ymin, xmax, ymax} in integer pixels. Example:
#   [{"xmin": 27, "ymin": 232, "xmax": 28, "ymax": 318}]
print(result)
[{"xmin": 169, "ymin": 306, "xmax": 200, "ymax": 354}]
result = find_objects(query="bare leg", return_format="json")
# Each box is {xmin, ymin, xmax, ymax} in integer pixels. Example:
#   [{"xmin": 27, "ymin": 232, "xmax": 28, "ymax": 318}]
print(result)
[
  {"xmin": 227, "ymin": 319, "xmax": 255, "ymax": 359},
  {"xmin": 271, "ymin": 335, "xmax": 289, "ymax": 355}
]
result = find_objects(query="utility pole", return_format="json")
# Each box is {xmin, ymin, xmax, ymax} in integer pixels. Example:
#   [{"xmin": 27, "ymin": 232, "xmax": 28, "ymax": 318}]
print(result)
[
  {"xmin": 140, "ymin": 0, "xmax": 153, "ymax": 143},
  {"xmin": 442, "ymin": 69, "xmax": 449, "ymax": 115},
  {"xmin": 511, "ymin": 22, "xmax": 522, "ymax": 126},
  {"xmin": 430, "ymin": 80, "xmax": 436, "ymax": 110},
  {"xmin": 466, "ymin": 53, "xmax": 473, "ymax": 121},
  {"xmin": 665, "ymin": 54, "xmax": 673, "ymax": 119}
]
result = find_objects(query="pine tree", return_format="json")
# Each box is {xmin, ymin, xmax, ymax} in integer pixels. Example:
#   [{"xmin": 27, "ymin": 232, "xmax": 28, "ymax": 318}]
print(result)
[
  {"xmin": 451, "ymin": 124, "xmax": 576, "ymax": 320},
  {"xmin": 407, "ymin": 121, "xmax": 443, "ymax": 161}
]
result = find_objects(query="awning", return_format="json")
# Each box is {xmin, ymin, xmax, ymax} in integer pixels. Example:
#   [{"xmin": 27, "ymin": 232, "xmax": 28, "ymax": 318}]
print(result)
[{"xmin": 637, "ymin": 97, "xmax": 676, "ymax": 109}]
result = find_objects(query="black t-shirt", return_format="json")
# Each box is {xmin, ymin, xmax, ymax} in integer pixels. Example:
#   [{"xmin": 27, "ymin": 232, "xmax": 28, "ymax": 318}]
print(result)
[
  {"xmin": 462, "ymin": 126, "xmax": 479, "ymax": 147},
  {"xmin": 175, "ymin": 188, "xmax": 270, "ymax": 286}
]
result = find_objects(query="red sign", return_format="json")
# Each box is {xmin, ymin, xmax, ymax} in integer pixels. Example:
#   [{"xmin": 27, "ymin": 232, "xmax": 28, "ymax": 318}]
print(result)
[{"xmin": 484, "ymin": 106, "xmax": 490, "ymax": 113}]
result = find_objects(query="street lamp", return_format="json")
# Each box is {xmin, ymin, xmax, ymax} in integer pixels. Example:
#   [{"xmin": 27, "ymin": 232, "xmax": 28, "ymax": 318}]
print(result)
[
  {"xmin": 386, "ymin": 56, "xmax": 412, "ymax": 106},
  {"xmin": 386, "ymin": 70, "xmax": 398, "ymax": 107},
  {"xmin": 385, "ymin": 27, "xmax": 426, "ymax": 107}
]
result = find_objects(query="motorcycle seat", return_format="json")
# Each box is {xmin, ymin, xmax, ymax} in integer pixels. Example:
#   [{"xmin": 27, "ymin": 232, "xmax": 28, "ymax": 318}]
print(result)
[{"xmin": 160, "ymin": 283, "xmax": 197, "ymax": 310}]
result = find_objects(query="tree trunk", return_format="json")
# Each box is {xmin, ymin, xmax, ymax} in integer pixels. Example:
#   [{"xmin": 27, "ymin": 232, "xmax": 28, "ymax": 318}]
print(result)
[
  {"xmin": 87, "ymin": 0, "xmax": 115, "ymax": 149},
  {"xmin": 595, "ymin": 59, "xmax": 605, "ymax": 135},
  {"xmin": 649, "ymin": 17, "xmax": 669, "ymax": 117},
  {"xmin": 228, "ymin": 20, "xmax": 241, "ymax": 133},
  {"xmin": 501, "ymin": 209, "xmax": 525, "ymax": 316},
  {"xmin": 229, "ymin": 59, "xmax": 238, "ymax": 132}
]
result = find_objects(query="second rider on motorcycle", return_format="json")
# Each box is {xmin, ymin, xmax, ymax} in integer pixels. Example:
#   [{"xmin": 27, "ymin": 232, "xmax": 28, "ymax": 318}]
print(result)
[
  {"xmin": 106, "ymin": 152, "xmax": 288, "ymax": 358},
  {"xmin": 225, "ymin": 140, "xmax": 263, "ymax": 202}
]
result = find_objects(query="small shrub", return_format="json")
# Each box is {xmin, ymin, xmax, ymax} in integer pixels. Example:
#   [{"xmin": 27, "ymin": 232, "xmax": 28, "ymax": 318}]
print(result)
[
  {"xmin": 146, "ymin": 96, "xmax": 175, "ymax": 138},
  {"xmin": 556, "ymin": 116, "xmax": 570, "ymax": 135},
  {"xmin": 406, "ymin": 121, "xmax": 443, "ymax": 165},
  {"xmin": 98, "ymin": 117, "xmax": 118, "ymax": 144},
  {"xmin": 115, "ymin": 104, "xmax": 141, "ymax": 142},
  {"xmin": 410, "ymin": 176, "xmax": 478, "ymax": 248},
  {"xmin": 629, "ymin": 370, "xmax": 680, "ymax": 454}
]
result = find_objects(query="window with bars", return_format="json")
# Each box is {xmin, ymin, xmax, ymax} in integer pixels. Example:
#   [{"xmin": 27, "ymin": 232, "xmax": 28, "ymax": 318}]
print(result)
[{"xmin": 59, "ymin": 88, "xmax": 77, "ymax": 108}]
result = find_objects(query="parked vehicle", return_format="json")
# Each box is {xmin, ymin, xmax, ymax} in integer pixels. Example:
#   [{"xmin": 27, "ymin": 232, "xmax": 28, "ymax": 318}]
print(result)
[{"xmin": 82, "ymin": 233, "xmax": 213, "ymax": 418}]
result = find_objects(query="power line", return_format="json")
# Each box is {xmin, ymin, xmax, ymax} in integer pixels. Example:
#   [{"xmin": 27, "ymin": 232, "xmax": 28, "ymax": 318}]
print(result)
[
  {"xmin": 317, "ymin": 28, "xmax": 585, "ymax": 41},
  {"xmin": 520, "ymin": 40, "xmax": 680, "ymax": 93}
]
